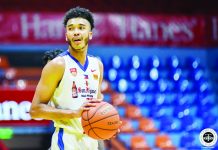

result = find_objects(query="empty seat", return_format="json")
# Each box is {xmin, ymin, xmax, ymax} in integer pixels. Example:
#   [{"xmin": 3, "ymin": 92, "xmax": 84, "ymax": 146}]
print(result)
[
  {"xmin": 150, "ymin": 106, "xmax": 173, "ymax": 119},
  {"xmin": 184, "ymin": 57, "xmax": 203, "ymax": 70},
  {"xmin": 130, "ymin": 134, "xmax": 151, "ymax": 150},
  {"xmin": 127, "ymin": 55, "xmax": 143, "ymax": 70},
  {"xmin": 138, "ymin": 117, "xmax": 158, "ymax": 133},
  {"xmin": 166, "ymin": 55, "xmax": 180, "ymax": 70},
  {"xmin": 155, "ymin": 134, "xmax": 176, "ymax": 149},
  {"xmin": 125, "ymin": 105, "xmax": 142, "ymax": 119},
  {"xmin": 0, "ymin": 56, "xmax": 10, "ymax": 69},
  {"xmin": 180, "ymin": 133, "xmax": 201, "ymax": 148},
  {"xmin": 181, "ymin": 116, "xmax": 203, "ymax": 132},
  {"xmin": 173, "ymin": 106, "xmax": 197, "ymax": 119},
  {"xmin": 160, "ymin": 117, "xmax": 181, "ymax": 132},
  {"xmin": 108, "ymin": 55, "xmax": 124, "ymax": 70},
  {"xmin": 137, "ymin": 79, "xmax": 156, "ymax": 93},
  {"xmin": 132, "ymin": 92, "xmax": 154, "ymax": 106},
  {"xmin": 120, "ymin": 118, "xmax": 139, "ymax": 133},
  {"xmin": 146, "ymin": 56, "xmax": 160, "ymax": 69}
]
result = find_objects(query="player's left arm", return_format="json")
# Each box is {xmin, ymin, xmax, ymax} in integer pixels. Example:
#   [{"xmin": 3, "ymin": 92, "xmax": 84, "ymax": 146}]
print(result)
[{"xmin": 97, "ymin": 58, "xmax": 104, "ymax": 100}]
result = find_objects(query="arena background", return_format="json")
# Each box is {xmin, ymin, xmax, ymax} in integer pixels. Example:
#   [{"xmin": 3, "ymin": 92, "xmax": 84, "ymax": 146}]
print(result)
[{"xmin": 0, "ymin": 0, "xmax": 218, "ymax": 149}]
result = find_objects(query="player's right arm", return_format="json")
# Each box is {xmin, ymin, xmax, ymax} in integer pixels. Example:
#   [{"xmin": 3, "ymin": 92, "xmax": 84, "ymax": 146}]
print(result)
[{"xmin": 30, "ymin": 57, "xmax": 98, "ymax": 120}]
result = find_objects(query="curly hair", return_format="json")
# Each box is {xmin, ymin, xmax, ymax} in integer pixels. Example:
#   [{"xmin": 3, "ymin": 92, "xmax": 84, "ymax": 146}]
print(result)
[
  {"xmin": 63, "ymin": 6, "xmax": 94, "ymax": 30},
  {"xmin": 42, "ymin": 49, "xmax": 64, "ymax": 65}
]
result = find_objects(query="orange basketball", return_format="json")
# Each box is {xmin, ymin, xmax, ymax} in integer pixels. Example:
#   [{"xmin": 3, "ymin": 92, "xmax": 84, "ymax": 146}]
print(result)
[{"xmin": 81, "ymin": 101, "xmax": 120, "ymax": 140}]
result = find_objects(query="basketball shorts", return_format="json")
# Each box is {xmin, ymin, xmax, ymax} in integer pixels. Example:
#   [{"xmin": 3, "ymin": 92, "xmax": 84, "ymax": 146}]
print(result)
[{"xmin": 50, "ymin": 128, "xmax": 98, "ymax": 150}]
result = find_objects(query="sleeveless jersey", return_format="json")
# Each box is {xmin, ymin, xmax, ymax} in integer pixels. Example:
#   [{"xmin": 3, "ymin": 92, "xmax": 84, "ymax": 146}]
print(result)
[{"xmin": 50, "ymin": 51, "xmax": 100, "ymax": 136}]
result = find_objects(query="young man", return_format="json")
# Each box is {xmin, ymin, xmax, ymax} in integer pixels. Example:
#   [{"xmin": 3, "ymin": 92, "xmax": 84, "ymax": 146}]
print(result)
[{"xmin": 30, "ymin": 7, "xmax": 112, "ymax": 150}]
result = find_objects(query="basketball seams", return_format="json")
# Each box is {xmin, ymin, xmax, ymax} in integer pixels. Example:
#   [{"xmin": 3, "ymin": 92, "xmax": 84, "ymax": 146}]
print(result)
[
  {"xmin": 86, "ymin": 102, "xmax": 108, "ymax": 140},
  {"xmin": 81, "ymin": 102, "xmax": 108, "ymax": 121},
  {"xmin": 81, "ymin": 102, "xmax": 120, "ymax": 140},
  {"xmin": 82, "ymin": 114, "xmax": 119, "ymax": 128},
  {"xmin": 88, "ymin": 102, "xmax": 108, "ymax": 120}
]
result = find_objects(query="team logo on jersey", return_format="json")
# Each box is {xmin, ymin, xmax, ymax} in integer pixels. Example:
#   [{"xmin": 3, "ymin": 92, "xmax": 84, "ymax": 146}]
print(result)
[
  {"xmin": 93, "ymin": 73, "xmax": 98, "ymax": 80},
  {"xmin": 84, "ymin": 74, "xmax": 89, "ymax": 79},
  {"xmin": 70, "ymin": 68, "xmax": 77, "ymax": 77}
]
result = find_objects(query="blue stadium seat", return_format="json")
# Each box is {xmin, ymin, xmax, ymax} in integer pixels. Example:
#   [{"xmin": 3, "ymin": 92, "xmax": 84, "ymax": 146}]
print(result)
[
  {"xmin": 127, "ymin": 55, "xmax": 143, "ymax": 70},
  {"xmin": 184, "ymin": 57, "xmax": 203, "ymax": 70},
  {"xmin": 166, "ymin": 55, "xmax": 180, "ymax": 70},
  {"xmin": 175, "ymin": 78, "xmax": 194, "ymax": 93},
  {"xmin": 146, "ymin": 55, "xmax": 161, "ymax": 69},
  {"xmin": 116, "ymin": 79, "xmax": 137, "ymax": 93},
  {"xmin": 108, "ymin": 55, "xmax": 124, "ymax": 70},
  {"xmin": 173, "ymin": 106, "xmax": 197, "ymax": 119},
  {"xmin": 148, "ymin": 67, "xmax": 159, "ymax": 81},
  {"xmin": 160, "ymin": 117, "xmax": 181, "ymax": 132},
  {"xmin": 180, "ymin": 133, "xmax": 201, "ymax": 149},
  {"xmin": 181, "ymin": 116, "xmax": 203, "ymax": 132},
  {"xmin": 131, "ymin": 92, "xmax": 154, "ymax": 106},
  {"xmin": 154, "ymin": 93, "xmax": 176, "ymax": 106},
  {"xmin": 197, "ymin": 93, "xmax": 216, "ymax": 107},
  {"xmin": 167, "ymin": 68, "xmax": 182, "ymax": 82},
  {"xmin": 174, "ymin": 93, "xmax": 197, "ymax": 107},
  {"xmin": 188, "ymin": 68, "xmax": 205, "ymax": 82},
  {"xmin": 127, "ymin": 68, "xmax": 140, "ymax": 82},
  {"xmin": 150, "ymin": 106, "xmax": 174, "ymax": 119},
  {"xmin": 137, "ymin": 79, "xmax": 156, "ymax": 93},
  {"xmin": 197, "ymin": 106, "xmax": 218, "ymax": 118},
  {"xmin": 117, "ymin": 133, "xmax": 132, "ymax": 148}
]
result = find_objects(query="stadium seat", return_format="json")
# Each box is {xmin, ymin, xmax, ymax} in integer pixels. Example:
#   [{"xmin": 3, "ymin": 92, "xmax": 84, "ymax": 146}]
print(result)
[
  {"xmin": 138, "ymin": 117, "xmax": 158, "ymax": 133},
  {"xmin": 173, "ymin": 106, "xmax": 197, "ymax": 119},
  {"xmin": 180, "ymin": 133, "xmax": 201, "ymax": 149},
  {"xmin": 146, "ymin": 55, "xmax": 160, "ymax": 69},
  {"xmin": 167, "ymin": 68, "xmax": 182, "ymax": 82},
  {"xmin": 197, "ymin": 93, "xmax": 216, "ymax": 107},
  {"xmin": 132, "ymin": 92, "xmax": 154, "ymax": 106},
  {"xmin": 148, "ymin": 67, "xmax": 159, "ymax": 81},
  {"xmin": 155, "ymin": 134, "xmax": 176, "ymax": 149},
  {"xmin": 150, "ymin": 106, "xmax": 173, "ymax": 119},
  {"xmin": 137, "ymin": 79, "xmax": 156, "ymax": 93},
  {"xmin": 125, "ymin": 105, "xmax": 142, "ymax": 119},
  {"xmin": 0, "ymin": 55, "xmax": 10, "ymax": 69},
  {"xmin": 127, "ymin": 68, "xmax": 140, "ymax": 82},
  {"xmin": 166, "ymin": 55, "xmax": 180, "ymax": 70},
  {"xmin": 106, "ymin": 68, "xmax": 119, "ymax": 82},
  {"xmin": 174, "ymin": 93, "xmax": 197, "ymax": 107},
  {"xmin": 108, "ymin": 55, "xmax": 124, "ymax": 70},
  {"xmin": 127, "ymin": 55, "xmax": 143, "ymax": 70},
  {"xmin": 120, "ymin": 118, "xmax": 139, "ymax": 133},
  {"xmin": 184, "ymin": 57, "xmax": 202, "ymax": 70},
  {"xmin": 181, "ymin": 116, "xmax": 202, "ymax": 132},
  {"xmin": 117, "ymin": 133, "xmax": 132, "ymax": 149},
  {"xmin": 160, "ymin": 117, "xmax": 181, "ymax": 132},
  {"xmin": 130, "ymin": 134, "xmax": 151, "ymax": 150},
  {"xmin": 175, "ymin": 78, "xmax": 194, "ymax": 93},
  {"xmin": 116, "ymin": 78, "xmax": 137, "ymax": 93}
]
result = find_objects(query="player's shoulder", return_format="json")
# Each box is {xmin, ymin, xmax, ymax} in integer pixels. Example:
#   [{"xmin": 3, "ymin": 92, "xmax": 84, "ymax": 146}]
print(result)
[
  {"xmin": 88, "ymin": 55, "xmax": 103, "ymax": 70},
  {"xmin": 44, "ymin": 56, "xmax": 65, "ymax": 72},
  {"xmin": 88, "ymin": 55, "xmax": 102, "ymax": 63}
]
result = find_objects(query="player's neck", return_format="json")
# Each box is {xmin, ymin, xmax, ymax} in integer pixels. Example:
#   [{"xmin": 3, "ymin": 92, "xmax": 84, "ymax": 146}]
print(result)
[{"xmin": 68, "ymin": 47, "xmax": 88, "ymax": 66}]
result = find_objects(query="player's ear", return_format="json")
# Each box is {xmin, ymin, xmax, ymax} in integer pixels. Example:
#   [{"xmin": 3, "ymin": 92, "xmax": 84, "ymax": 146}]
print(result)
[{"xmin": 89, "ymin": 32, "xmax": 93, "ymax": 40}]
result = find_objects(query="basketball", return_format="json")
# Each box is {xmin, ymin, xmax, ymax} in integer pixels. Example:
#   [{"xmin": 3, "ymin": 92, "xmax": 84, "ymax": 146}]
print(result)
[{"xmin": 81, "ymin": 101, "xmax": 120, "ymax": 140}]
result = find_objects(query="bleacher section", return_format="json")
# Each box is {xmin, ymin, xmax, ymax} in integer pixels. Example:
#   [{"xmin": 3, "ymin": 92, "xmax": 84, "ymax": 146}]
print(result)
[{"xmin": 1, "ymin": 47, "xmax": 218, "ymax": 149}]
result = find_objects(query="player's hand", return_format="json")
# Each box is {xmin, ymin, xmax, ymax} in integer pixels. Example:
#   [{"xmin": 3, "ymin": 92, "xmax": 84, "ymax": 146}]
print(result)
[
  {"xmin": 108, "ymin": 121, "xmax": 122, "ymax": 139},
  {"xmin": 73, "ymin": 100, "xmax": 101, "ymax": 118}
]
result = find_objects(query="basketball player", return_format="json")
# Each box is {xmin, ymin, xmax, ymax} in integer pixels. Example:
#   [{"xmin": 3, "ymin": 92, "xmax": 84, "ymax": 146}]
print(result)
[
  {"xmin": 41, "ymin": 49, "xmax": 105, "ymax": 150},
  {"xmin": 30, "ymin": 7, "xmax": 116, "ymax": 150}
]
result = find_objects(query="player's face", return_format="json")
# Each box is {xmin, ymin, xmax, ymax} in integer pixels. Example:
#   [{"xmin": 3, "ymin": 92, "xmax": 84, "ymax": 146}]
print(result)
[{"xmin": 65, "ymin": 18, "xmax": 92, "ymax": 51}]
